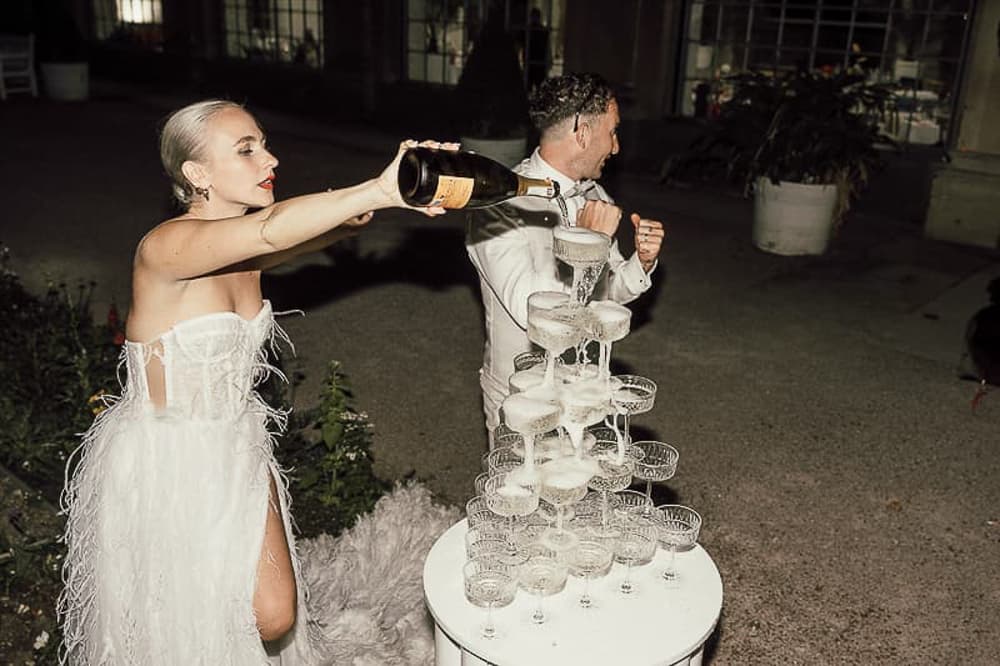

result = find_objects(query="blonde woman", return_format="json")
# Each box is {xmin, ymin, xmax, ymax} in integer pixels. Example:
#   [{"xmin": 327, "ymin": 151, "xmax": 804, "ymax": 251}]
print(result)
[{"xmin": 58, "ymin": 99, "xmax": 448, "ymax": 664}]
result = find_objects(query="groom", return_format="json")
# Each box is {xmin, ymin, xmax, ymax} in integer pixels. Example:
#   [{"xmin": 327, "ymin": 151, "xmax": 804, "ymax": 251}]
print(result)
[{"xmin": 464, "ymin": 72, "xmax": 666, "ymax": 446}]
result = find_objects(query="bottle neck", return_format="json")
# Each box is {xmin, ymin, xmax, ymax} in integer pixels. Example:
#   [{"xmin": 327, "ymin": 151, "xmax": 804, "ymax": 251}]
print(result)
[{"xmin": 516, "ymin": 176, "xmax": 559, "ymax": 199}]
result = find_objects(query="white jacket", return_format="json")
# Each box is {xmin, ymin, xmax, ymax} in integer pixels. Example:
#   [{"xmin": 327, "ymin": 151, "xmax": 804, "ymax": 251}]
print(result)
[{"xmin": 465, "ymin": 148, "xmax": 654, "ymax": 433}]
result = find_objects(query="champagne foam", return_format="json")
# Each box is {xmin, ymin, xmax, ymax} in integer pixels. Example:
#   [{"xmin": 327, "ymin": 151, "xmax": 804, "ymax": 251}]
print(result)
[
  {"xmin": 553, "ymin": 226, "xmax": 610, "ymax": 245},
  {"xmin": 587, "ymin": 300, "xmax": 631, "ymax": 341},
  {"xmin": 502, "ymin": 393, "xmax": 561, "ymax": 434},
  {"xmin": 506, "ymin": 464, "xmax": 542, "ymax": 486},
  {"xmin": 498, "ymin": 482, "xmax": 532, "ymax": 497},
  {"xmin": 540, "ymin": 456, "xmax": 601, "ymax": 488},
  {"xmin": 528, "ymin": 291, "xmax": 570, "ymax": 311},
  {"xmin": 509, "ymin": 366, "xmax": 546, "ymax": 394}
]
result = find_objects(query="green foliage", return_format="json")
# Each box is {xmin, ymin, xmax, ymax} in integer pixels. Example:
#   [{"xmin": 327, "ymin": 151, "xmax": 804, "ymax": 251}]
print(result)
[
  {"xmin": 0, "ymin": 478, "xmax": 63, "ymax": 664},
  {"xmin": 0, "ymin": 246, "xmax": 121, "ymax": 500},
  {"xmin": 273, "ymin": 361, "xmax": 390, "ymax": 538},
  {"xmin": 665, "ymin": 69, "xmax": 896, "ymax": 225}
]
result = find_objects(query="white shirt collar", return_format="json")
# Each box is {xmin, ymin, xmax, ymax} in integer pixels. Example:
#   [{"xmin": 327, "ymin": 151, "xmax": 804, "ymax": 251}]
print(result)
[{"xmin": 521, "ymin": 147, "xmax": 586, "ymax": 197}]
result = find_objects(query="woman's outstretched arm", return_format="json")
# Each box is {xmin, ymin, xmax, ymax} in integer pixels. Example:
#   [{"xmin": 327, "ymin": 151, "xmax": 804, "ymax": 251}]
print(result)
[{"xmin": 137, "ymin": 141, "xmax": 446, "ymax": 282}]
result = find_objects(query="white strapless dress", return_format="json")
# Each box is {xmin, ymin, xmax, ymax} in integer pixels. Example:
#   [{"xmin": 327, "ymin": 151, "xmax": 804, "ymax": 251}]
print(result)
[{"xmin": 59, "ymin": 301, "xmax": 317, "ymax": 665}]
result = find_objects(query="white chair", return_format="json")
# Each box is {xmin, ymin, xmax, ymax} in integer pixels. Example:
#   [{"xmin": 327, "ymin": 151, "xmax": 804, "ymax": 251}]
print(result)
[{"xmin": 0, "ymin": 33, "xmax": 39, "ymax": 101}]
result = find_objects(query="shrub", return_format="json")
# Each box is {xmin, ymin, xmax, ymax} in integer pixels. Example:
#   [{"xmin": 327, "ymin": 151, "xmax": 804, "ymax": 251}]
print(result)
[
  {"xmin": 268, "ymin": 360, "xmax": 390, "ymax": 538},
  {"xmin": 0, "ymin": 246, "xmax": 122, "ymax": 501}
]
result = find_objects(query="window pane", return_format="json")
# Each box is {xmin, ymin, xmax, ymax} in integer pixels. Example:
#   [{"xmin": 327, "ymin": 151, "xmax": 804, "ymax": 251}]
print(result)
[
  {"xmin": 403, "ymin": 0, "xmax": 566, "ymax": 88},
  {"xmin": 218, "ymin": 0, "xmax": 323, "ymax": 67}
]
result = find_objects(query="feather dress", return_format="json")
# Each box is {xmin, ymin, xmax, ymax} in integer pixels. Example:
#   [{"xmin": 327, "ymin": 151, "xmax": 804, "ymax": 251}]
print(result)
[{"xmin": 58, "ymin": 300, "xmax": 316, "ymax": 665}]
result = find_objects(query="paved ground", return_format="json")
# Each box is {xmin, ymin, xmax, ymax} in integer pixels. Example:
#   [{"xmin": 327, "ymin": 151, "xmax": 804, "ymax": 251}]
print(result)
[{"xmin": 1, "ymin": 85, "xmax": 999, "ymax": 664}]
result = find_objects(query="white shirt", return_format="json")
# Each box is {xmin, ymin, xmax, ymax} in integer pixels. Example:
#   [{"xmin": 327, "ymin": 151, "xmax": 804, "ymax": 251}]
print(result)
[{"xmin": 465, "ymin": 148, "xmax": 655, "ymax": 429}]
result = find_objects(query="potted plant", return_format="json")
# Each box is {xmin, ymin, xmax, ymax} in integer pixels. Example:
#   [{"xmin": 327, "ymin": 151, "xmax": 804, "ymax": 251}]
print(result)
[
  {"xmin": 34, "ymin": 0, "xmax": 90, "ymax": 101},
  {"xmin": 452, "ymin": 7, "xmax": 531, "ymax": 166},
  {"xmin": 666, "ymin": 69, "xmax": 894, "ymax": 255}
]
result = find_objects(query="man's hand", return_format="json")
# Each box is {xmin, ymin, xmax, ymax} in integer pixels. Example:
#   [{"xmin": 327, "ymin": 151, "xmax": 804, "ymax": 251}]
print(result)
[
  {"xmin": 631, "ymin": 213, "xmax": 664, "ymax": 272},
  {"xmin": 577, "ymin": 200, "xmax": 622, "ymax": 237}
]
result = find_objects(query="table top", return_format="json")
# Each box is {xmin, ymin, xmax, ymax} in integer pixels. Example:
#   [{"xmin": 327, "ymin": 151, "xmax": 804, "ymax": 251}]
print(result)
[{"xmin": 423, "ymin": 519, "xmax": 723, "ymax": 666}]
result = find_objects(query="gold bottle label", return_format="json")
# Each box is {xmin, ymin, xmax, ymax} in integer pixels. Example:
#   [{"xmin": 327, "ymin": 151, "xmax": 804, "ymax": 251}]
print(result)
[{"xmin": 432, "ymin": 175, "xmax": 475, "ymax": 208}]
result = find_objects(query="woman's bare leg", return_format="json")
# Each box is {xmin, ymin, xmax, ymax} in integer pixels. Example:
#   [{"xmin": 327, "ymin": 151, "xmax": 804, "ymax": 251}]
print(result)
[{"xmin": 254, "ymin": 476, "xmax": 297, "ymax": 642}]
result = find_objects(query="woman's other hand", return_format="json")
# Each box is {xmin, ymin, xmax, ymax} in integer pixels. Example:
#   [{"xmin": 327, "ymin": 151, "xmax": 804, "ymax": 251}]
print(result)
[{"xmin": 345, "ymin": 211, "xmax": 374, "ymax": 228}]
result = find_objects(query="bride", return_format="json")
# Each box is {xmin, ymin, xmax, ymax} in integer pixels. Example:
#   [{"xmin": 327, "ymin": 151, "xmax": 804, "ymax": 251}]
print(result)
[{"xmin": 57, "ymin": 99, "xmax": 449, "ymax": 664}]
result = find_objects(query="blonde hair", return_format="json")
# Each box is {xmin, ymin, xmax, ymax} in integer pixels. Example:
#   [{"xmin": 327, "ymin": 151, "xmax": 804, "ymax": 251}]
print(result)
[{"xmin": 159, "ymin": 99, "xmax": 244, "ymax": 208}]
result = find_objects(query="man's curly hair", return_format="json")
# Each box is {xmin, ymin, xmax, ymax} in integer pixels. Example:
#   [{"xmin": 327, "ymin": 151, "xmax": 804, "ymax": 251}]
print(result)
[{"xmin": 528, "ymin": 73, "xmax": 615, "ymax": 134}]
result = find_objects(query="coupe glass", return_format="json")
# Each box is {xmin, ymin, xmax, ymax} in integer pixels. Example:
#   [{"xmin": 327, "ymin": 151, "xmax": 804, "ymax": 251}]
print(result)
[
  {"xmin": 513, "ymin": 349, "xmax": 548, "ymax": 372},
  {"xmin": 493, "ymin": 431, "xmax": 523, "ymax": 453},
  {"xmin": 466, "ymin": 495, "xmax": 489, "ymax": 516},
  {"xmin": 656, "ymin": 504, "xmax": 702, "ymax": 584},
  {"xmin": 493, "ymin": 421, "xmax": 518, "ymax": 441},
  {"xmin": 609, "ymin": 374, "xmax": 657, "ymax": 444},
  {"xmin": 518, "ymin": 550, "xmax": 568, "ymax": 625},
  {"xmin": 484, "ymin": 471, "xmax": 540, "ymax": 556},
  {"xmin": 539, "ymin": 469, "xmax": 591, "ymax": 552},
  {"xmin": 552, "ymin": 227, "xmax": 611, "ymax": 304},
  {"xmin": 586, "ymin": 300, "xmax": 631, "ymax": 379},
  {"xmin": 612, "ymin": 513, "xmax": 659, "ymax": 596},
  {"xmin": 565, "ymin": 538, "xmax": 614, "ymax": 609},
  {"xmin": 526, "ymin": 293, "xmax": 586, "ymax": 386},
  {"xmin": 465, "ymin": 524, "xmax": 511, "ymax": 559},
  {"xmin": 473, "ymin": 472, "xmax": 490, "ymax": 497},
  {"xmin": 485, "ymin": 447, "xmax": 524, "ymax": 475},
  {"xmin": 631, "ymin": 440, "xmax": 679, "ymax": 503},
  {"xmin": 463, "ymin": 555, "xmax": 519, "ymax": 639},
  {"xmin": 572, "ymin": 489, "xmax": 622, "ymax": 522},
  {"xmin": 587, "ymin": 440, "xmax": 639, "ymax": 535},
  {"xmin": 466, "ymin": 495, "xmax": 504, "ymax": 530},
  {"xmin": 614, "ymin": 489, "xmax": 654, "ymax": 518},
  {"xmin": 557, "ymin": 374, "xmax": 613, "ymax": 454}
]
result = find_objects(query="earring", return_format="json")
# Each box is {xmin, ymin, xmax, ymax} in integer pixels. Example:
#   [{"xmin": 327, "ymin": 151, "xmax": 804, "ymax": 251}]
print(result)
[{"xmin": 194, "ymin": 185, "xmax": 210, "ymax": 201}]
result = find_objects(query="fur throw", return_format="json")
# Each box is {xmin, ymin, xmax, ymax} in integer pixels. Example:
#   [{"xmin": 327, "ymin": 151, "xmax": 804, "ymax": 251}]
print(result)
[{"xmin": 299, "ymin": 482, "xmax": 461, "ymax": 665}]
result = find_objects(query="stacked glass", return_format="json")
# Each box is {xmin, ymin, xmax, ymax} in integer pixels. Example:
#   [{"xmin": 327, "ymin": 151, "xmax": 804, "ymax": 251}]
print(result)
[{"xmin": 459, "ymin": 225, "xmax": 707, "ymax": 632}]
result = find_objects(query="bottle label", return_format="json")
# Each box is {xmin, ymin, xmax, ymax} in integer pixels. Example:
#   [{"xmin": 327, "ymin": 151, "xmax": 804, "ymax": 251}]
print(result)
[
  {"xmin": 523, "ymin": 182, "xmax": 557, "ymax": 198},
  {"xmin": 432, "ymin": 176, "xmax": 475, "ymax": 209}
]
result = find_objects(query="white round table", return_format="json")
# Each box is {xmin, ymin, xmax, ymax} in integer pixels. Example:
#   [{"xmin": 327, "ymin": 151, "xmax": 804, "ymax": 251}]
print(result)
[{"xmin": 423, "ymin": 520, "xmax": 723, "ymax": 666}]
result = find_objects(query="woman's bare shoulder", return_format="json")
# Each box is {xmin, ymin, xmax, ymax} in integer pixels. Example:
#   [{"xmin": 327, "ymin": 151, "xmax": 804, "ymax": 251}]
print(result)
[{"xmin": 134, "ymin": 213, "xmax": 201, "ymax": 262}]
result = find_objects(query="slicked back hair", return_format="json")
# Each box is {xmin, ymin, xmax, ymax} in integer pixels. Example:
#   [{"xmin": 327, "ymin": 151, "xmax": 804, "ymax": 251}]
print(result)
[{"xmin": 160, "ymin": 99, "xmax": 244, "ymax": 209}]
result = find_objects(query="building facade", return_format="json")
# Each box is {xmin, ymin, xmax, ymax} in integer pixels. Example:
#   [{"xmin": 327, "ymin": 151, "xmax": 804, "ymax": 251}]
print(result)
[{"xmin": 23, "ymin": 1, "xmax": 996, "ymax": 215}]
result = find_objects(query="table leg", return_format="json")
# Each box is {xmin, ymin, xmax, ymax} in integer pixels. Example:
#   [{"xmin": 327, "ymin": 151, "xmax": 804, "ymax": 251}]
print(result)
[
  {"xmin": 687, "ymin": 644, "xmax": 705, "ymax": 666},
  {"xmin": 434, "ymin": 624, "xmax": 462, "ymax": 666}
]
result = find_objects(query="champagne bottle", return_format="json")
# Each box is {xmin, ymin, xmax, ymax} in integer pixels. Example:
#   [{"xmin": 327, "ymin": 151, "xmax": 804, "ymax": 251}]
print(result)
[{"xmin": 397, "ymin": 147, "xmax": 560, "ymax": 209}]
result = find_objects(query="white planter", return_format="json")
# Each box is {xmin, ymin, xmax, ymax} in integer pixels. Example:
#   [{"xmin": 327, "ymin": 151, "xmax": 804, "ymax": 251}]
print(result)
[
  {"xmin": 459, "ymin": 136, "xmax": 528, "ymax": 168},
  {"xmin": 41, "ymin": 62, "xmax": 89, "ymax": 101},
  {"xmin": 752, "ymin": 178, "xmax": 839, "ymax": 256}
]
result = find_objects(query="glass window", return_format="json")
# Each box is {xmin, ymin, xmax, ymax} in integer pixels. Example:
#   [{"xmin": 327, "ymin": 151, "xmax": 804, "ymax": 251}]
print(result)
[
  {"xmin": 678, "ymin": 0, "xmax": 976, "ymax": 147},
  {"xmin": 222, "ymin": 0, "xmax": 324, "ymax": 67},
  {"xmin": 93, "ymin": 0, "xmax": 164, "ymax": 51},
  {"xmin": 404, "ymin": 0, "xmax": 565, "ymax": 88}
]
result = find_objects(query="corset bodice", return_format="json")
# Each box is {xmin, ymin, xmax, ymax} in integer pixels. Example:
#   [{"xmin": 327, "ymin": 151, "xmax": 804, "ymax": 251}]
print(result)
[{"xmin": 123, "ymin": 301, "xmax": 276, "ymax": 420}]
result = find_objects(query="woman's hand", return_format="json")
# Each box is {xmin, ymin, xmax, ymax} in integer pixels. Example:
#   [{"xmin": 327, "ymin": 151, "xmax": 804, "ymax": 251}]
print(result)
[{"xmin": 376, "ymin": 139, "xmax": 460, "ymax": 217}]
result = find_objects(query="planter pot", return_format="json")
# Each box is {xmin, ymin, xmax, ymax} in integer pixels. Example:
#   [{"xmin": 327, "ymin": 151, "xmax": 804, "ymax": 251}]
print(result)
[
  {"xmin": 752, "ymin": 178, "xmax": 838, "ymax": 256},
  {"xmin": 459, "ymin": 136, "xmax": 528, "ymax": 168},
  {"xmin": 40, "ymin": 62, "xmax": 89, "ymax": 101}
]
